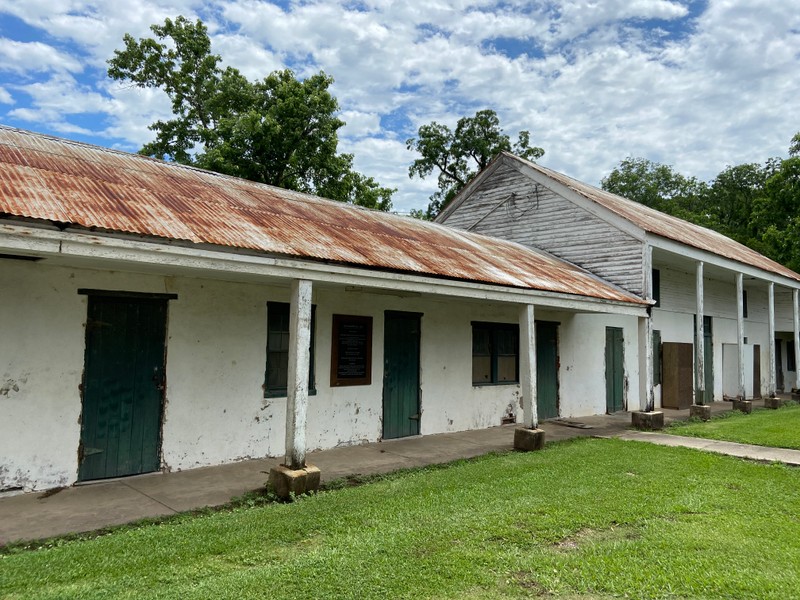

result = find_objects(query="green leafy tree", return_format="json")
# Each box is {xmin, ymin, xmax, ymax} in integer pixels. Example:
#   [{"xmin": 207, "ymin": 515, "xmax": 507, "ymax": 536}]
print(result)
[
  {"xmin": 406, "ymin": 109, "xmax": 544, "ymax": 219},
  {"xmin": 602, "ymin": 141, "xmax": 800, "ymax": 271},
  {"xmin": 751, "ymin": 157, "xmax": 800, "ymax": 271},
  {"xmin": 790, "ymin": 131, "xmax": 800, "ymax": 157},
  {"xmin": 601, "ymin": 157, "xmax": 709, "ymax": 222},
  {"xmin": 108, "ymin": 16, "xmax": 393, "ymax": 210},
  {"xmin": 706, "ymin": 161, "xmax": 780, "ymax": 245}
]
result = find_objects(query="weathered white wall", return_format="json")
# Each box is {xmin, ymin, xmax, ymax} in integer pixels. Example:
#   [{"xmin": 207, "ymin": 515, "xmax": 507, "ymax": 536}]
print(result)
[
  {"xmin": 2, "ymin": 260, "xmax": 551, "ymax": 491},
  {"xmin": 536, "ymin": 310, "xmax": 642, "ymax": 416},
  {"xmin": 1, "ymin": 260, "xmax": 86, "ymax": 492},
  {"xmin": 651, "ymin": 265, "xmax": 790, "ymax": 400}
]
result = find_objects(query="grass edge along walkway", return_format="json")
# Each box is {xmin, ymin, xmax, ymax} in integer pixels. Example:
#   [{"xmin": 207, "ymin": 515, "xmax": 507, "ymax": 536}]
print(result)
[
  {"xmin": 3, "ymin": 437, "xmax": 800, "ymax": 600},
  {"xmin": 665, "ymin": 402, "xmax": 800, "ymax": 450}
]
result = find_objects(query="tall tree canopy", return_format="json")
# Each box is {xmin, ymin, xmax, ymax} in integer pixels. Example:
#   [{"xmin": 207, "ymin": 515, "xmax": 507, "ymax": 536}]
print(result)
[
  {"xmin": 108, "ymin": 16, "xmax": 393, "ymax": 210},
  {"xmin": 601, "ymin": 133, "xmax": 800, "ymax": 272},
  {"xmin": 406, "ymin": 109, "xmax": 544, "ymax": 219}
]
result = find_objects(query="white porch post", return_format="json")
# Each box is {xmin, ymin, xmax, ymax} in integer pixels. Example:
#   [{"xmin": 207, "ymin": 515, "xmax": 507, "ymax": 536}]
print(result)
[
  {"xmin": 695, "ymin": 261, "xmax": 705, "ymax": 405},
  {"xmin": 284, "ymin": 279, "xmax": 313, "ymax": 470},
  {"xmin": 794, "ymin": 289, "xmax": 800, "ymax": 391},
  {"xmin": 736, "ymin": 273, "xmax": 746, "ymax": 400},
  {"xmin": 768, "ymin": 282, "xmax": 776, "ymax": 398},
  {"xmin": 519, "ymin": 303, "xmax": 538, "ymax": 429},
  {"xmin": 640, "ymin": 245, "xmax": 655, "ymax": 412},
  {"xmin": 638, "ymin": 315, "xmax": 654, "ymax": 412}
]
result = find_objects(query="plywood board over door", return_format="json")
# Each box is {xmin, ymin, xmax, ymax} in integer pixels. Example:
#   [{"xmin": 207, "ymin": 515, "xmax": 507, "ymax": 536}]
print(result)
[{"xmin": 662, "ymin": 342, "xmax": 694, "ymax": 409}]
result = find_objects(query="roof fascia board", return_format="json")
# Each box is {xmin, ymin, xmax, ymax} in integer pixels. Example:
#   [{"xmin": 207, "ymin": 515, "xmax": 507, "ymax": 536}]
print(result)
[
  {"xmin": 0, "ymin": 223, "xmax": 647, "ymax": 317},
  {"xmin": 505, "ymin": 156, "xmax": 647, "ymax": 242},
  {"xmin": 650, "ymin": 234, "xmax": 800, "ymax": 289}
]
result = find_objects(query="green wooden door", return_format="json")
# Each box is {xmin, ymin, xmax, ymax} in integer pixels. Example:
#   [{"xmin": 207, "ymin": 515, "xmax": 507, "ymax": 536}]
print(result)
[
  {"xmin": 693, "ymin": 316, "xmax": 714, "ymax": 404},
  {"xmin": 78, "ymin": 295, "xmax": 168, "ymax": 481},
  {"xmin": 536, "ymin": 321, "xmax": 559, "ymax": 420},
  {"xmin": 605, "ymin": 327, "xmax": 625, "ymax": 413},
  {"xmin": 703, "ymin": 316, "xmax": 714, "ymax": 404},
  {"xmin": 382, "ymin": 311, "xmax": 421, "ymax": 439}
]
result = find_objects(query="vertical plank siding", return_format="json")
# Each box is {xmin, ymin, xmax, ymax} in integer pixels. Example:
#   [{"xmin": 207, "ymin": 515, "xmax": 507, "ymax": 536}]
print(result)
[{"xmin": 442, "ymin": 164, "xmax": 645, "ymax": 296}]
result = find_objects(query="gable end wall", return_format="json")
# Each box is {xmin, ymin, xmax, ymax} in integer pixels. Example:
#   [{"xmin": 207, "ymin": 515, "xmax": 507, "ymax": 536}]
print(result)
[{"xmin": 442, "ymin": 164, "xmax": 645, "ymax": 296}]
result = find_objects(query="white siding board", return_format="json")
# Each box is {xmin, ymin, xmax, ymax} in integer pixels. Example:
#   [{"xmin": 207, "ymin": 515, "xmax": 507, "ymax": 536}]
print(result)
[{"xmin": 444, "ymin": 165, "xmax": 645, "ymax": 295}]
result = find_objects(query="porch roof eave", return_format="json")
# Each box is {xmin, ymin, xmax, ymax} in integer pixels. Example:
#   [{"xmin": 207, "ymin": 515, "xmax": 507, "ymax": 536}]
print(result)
[{"xmin": 0, "ymin": 221, "xmax": 649, "ymax": 317}]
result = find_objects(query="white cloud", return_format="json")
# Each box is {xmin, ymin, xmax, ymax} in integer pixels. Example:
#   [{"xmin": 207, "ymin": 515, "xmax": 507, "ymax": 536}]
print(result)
[
  {"xmin": 339, "ymin": 110, "xmax": 382, "ymax": 138},
  {"xmin": 0, "ymin": 0, "xmax": 798, "ymax": 214},
  {"xmin": 0, "ymin": 38, "xmax": 83, "ymax": 74}
]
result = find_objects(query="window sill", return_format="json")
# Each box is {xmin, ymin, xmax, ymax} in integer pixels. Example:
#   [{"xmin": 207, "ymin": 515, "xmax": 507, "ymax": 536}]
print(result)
[
  {"xmin": 472, "ymin": 381, "xmax": 519, "ymax": 387},
  {"xmin": 265, "ymin": 389, "xmax": 318, "ymax": 399}
]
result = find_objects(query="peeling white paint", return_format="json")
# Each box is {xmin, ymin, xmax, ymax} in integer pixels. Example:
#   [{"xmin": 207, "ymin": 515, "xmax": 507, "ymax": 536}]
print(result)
[{"xmin": 12, "ymin": 255, "xmax": 786, "ymax": 491}]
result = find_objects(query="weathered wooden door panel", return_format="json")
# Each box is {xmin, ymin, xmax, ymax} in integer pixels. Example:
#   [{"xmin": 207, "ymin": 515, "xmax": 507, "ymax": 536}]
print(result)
[
  {"xmin": 382, "ymin": 311, "xmax": 421, "ymax": 439},
  {"xmin": 662, "ymin": 342, "xmax": 694, "ymax": 409},
  {"xmin": 79, "ymin": 296, "xmax": 167, "ymax": 481},
  {"xmin": 605, "ymin": 327, "xmax": 624, "ymax": 413},
  {"xmin": 536, "ymin": 321, "xmax": 559, "ymax": 420},
  {"xmin": 775, "ymin": 340, "xmax": 783, "ymax": 392}
]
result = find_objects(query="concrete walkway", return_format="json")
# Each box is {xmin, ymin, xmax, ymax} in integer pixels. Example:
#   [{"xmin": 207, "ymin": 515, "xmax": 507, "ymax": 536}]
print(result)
[
  {"xmin": 0, "ymin": 400, "xmax": 792, "ymax": 545},
  {"xmin": 617, "ymin": 431, "xmax": 800, "ymax": 465}
]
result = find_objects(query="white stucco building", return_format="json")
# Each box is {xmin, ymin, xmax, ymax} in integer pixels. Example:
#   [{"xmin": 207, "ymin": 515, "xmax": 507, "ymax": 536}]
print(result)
[
  {"xmin": 438, "ymin": 152, "xmax": 800, "ymax": 414},
  {"xmin": 0, "ymin": 128, "xmax": 647, "ymax": 493}
]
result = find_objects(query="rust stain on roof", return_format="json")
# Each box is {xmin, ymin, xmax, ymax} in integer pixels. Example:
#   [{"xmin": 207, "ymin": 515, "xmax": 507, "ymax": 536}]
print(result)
[
  {"xmin": 0, "ymin": 126, "xmax": 645, "ymax": 304},
  {"xmin": 511, "ymin": 154, "xmax": 800, "ymax": 283}
]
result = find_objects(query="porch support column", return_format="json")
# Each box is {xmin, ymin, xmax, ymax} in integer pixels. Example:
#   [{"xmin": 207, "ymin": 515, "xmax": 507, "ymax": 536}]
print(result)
[
  {"xmin": 768, "ymin": 282, "xmax": 777, "ymax": 398},
  {"xmin": 639, "ymin": 245, "xmax": 655, "ymax": 413},
  {"xmin": 736, "ymin": 273, "xmax": 746, "ymax": 401},
  {"xmin": 631, "ymin": 244, "xmax": 662, "ymax": 429},
  {"xmin": 695, "ymin": 261, "xmax": 705, "ymax": 405},
  {"xmin": 631, "ymin": 313, "xmax": 664, "ymax": 430},
  {"xmin": 269, "ymin": 279, "xmax": 320, "ymax": 498},
  {"xmin": 514, "ymin": 304, "xmax": 545, "ymax": 451},
  {"xmin": 732, "ymin": 274, "xmax": 755, "ymax": 414},
  {"xmin": 285, "ymin": 278, "xmax": 313, "ymax": 469},
  {"xmin": 794, "ymin": 289, "xmax": 800, "ymax": 393}
]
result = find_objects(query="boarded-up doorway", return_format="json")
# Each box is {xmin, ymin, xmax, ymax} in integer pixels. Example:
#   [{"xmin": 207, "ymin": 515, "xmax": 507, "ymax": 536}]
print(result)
[{"xmin": 662, "ymin": 342, "xmax": 694, "ymax": 409}]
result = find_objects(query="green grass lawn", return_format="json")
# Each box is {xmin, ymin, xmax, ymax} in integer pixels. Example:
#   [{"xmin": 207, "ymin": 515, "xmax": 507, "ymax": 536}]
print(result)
[
  {"xmin": 3, "ymin": 438, "xmax": 800, "ymax": 599},
  {"xmin": 667, "ymin": 403, "xmax": 800, "ymax": 450}
]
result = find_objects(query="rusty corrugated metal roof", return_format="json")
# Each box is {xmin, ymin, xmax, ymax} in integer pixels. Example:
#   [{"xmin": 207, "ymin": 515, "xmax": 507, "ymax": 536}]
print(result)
[
  {"xmin": 508, "ymin": 153, "xmax": 800, "ymax": 283},
  {"xmin": 0, "ymin": 126, "xmax": 645, "ymax": 304}
]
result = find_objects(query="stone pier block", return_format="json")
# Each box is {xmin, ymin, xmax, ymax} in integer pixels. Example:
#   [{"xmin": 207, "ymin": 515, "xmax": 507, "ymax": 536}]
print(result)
[
  {"xmin": 631, "ymin": 411, "xmax": 664, "ymax": 431},
  {"xmin": 514, "ymin": 428, "xmax": 546, "ymax": 451},
  {"xmin": 764, "ymin": 397, "xmax": 784, "ymax": 410},
  {"xmin": 268, "ymin": 464, "xmax": 321, "ymax": 499},
  {"xmin": 689, "ymin": 404, "xmax": 711, "ymax": 421},
  {"xmin": 733, "ymin": 399, "xmax": 753, "ymax": 414}
]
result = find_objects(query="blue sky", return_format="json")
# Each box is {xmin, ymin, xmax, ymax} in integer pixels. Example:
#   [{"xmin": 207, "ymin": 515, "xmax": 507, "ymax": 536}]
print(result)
[{"xmin": 0, "ymin": 0, "xmax": 798, "ymax": 213}]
